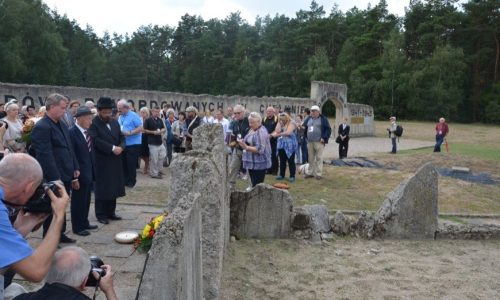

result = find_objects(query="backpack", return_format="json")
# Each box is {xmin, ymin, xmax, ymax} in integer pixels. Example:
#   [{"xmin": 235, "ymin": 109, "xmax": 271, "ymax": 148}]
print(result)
[{"xmin": 395, "ymin": 125, "xmax": 403, "ymax": 137}]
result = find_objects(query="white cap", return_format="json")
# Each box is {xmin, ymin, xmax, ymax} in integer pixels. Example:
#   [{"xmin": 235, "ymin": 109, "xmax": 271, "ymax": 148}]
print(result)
[{"xmin": 311, "ymin": 105, "xmax": 320, "ymax": 111}]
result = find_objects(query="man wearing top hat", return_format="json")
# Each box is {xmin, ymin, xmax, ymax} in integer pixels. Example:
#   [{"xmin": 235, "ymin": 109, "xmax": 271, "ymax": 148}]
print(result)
[
  {"xmin": 88, "ymin": 97, "xmax": 125, "ymax": 225},
  {"xmin": 68, "ymin": 106, "xmax": 98, "ymax": 236}
]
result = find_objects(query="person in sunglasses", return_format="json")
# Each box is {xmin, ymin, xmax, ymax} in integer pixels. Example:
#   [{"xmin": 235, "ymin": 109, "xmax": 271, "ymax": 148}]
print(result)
[{"xmin": 0, "ymin": 153, "xmax": 69, "ymax": 299}]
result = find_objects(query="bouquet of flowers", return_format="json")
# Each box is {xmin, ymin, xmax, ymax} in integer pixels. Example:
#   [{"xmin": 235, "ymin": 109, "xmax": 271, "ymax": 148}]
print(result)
[
  {"xmin": 17, "ymin": 119, "xmax": 36, "ymax": 145},
  {"xmin": 134, "ymin": 213, "xmax": 167, "ymax": 252}
]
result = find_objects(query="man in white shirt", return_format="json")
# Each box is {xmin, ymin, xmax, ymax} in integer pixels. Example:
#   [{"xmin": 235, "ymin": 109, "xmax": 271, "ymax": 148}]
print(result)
[{"xmin": 214, "ymin": 109, "xmax": 230, "ymax": 143}]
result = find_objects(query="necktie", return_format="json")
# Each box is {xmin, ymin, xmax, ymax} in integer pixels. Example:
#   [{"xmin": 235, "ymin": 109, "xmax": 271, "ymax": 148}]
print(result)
[{"xmin": 84, "ymin": 130, "xmax": 92, "ymax": 152}]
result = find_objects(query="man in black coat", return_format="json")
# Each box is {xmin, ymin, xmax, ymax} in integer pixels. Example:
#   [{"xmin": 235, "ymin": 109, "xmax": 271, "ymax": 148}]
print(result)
[
  {"xmin": 338, "ymin": 117, "xmax": 350, "ymax": 159},
  {"xmin": 88, "ymin": 97, "xmax": 125, "ymax": 224},
  {"xmin": 68, "ymin": 107, "xmax": 98, "ymax": 236},
  {"xmin": 31, "ymin": 93, "xmax": 79, "ymax": 243},
  {"xmin": 263, "ymin": 106, "xmax": 278, "ymax": 175}
]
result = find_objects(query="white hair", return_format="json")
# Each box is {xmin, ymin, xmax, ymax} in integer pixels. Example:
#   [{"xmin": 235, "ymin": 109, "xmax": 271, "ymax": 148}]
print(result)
[
  {"xmin": 117, "ymin": 99, "xmax": 129, "ymax": 108},
  {"xmin": 248, "ymin": 112, "xmax": 262, "ymax": 124},
  {"xmin": 45, "ymin": 246, "xmax": 91, "ymax": 288},
  {"xmin": 85, "ymin": 101, "xmax": 94, "ymax": 108},
  {"xmin": 140, "ymin": 106, "xmax": 150, "ymax": 117},
  {"xmin": 0, "ymin": 153, "xmax": 43, "ymax": 186},
  {"xmin": 233, "ymin": 104, "xmax": 245, "ymax": 112},
  {"xmin": 5, "ymin": 102, "xmax": 19, "ymax": 112}
]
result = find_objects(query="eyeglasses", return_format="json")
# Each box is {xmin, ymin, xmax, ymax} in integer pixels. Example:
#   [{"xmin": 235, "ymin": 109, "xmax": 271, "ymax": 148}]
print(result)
[{"xmin": 234, "ymin": 111, "xmax": 242, "ymax": 114}]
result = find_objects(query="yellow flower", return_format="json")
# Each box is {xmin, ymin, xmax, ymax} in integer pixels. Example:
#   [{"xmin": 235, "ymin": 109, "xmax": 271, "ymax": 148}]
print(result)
[
  {"xmin": 152, "ymin": 214, "xmax": 165, "ymax": 230},
  {"xmin": 142, "ymin": 224, "xmax": 152, "ymax": 239}
]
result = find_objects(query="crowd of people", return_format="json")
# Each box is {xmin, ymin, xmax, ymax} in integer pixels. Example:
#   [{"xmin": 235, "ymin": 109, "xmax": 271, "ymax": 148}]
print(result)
[{"xmin": 0, "ymin": 93, "xmax": 451, "ymax": 299}]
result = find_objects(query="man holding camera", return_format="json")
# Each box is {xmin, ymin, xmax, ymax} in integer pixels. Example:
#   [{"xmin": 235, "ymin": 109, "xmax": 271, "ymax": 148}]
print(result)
[
  {"xmin": 31, "ymin": 93, "xmax": 80, "ymax": 243},
  {"xmin": 0, "ymin": 153, "xmax": 69, "ymax": 296},
  {"xmin": 13, "ymin": 246, "xmax": 117, "ymax": 300}
]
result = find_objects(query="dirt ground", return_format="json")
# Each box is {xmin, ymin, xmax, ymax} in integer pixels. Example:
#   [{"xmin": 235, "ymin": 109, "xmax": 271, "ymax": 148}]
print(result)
[
  {"xmin": 223, "ymin": 120, "xmax": 500, "ymax": 299},
  {"xmin": 220, "ymin": 238, "xmax": 500, "ymax": 300}
]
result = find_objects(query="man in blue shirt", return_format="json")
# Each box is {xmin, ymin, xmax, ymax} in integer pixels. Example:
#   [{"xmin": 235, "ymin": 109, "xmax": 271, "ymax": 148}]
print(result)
[
  {"xmin": 0, "ymin": 153, "xmax": 69, "ymax": 294},
  {"xmin": 117, "ymin": 99, "xmax": 143, "ymax": 188}
]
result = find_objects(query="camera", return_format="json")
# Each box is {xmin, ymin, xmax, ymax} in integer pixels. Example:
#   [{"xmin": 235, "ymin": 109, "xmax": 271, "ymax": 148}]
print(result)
[
  {"xmin": 0, "ymin": 120, "xmax": 9, "ymax": 129},
  {"xmin": 23, "ymin": 181, "xmax": 60, "ymax": 214},
  {"xmin": 86, "ymin": 256, "xmax": 106, "ymax": 287}
]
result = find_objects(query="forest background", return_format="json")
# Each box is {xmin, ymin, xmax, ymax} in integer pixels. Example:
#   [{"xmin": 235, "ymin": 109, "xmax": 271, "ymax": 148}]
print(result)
[{"xmin": 0, "ymin": 0, "xmax": 498, "ymax": 123}]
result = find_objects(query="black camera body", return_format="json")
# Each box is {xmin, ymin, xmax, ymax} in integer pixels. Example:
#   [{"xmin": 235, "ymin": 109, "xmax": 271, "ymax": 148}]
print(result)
[
  {"xmin": 23, "ymin": 181, "xmax": 60, "ymax": 214},
  {"xmin": 0, "ymin": 120, "xmax": 9, "ymax": 129},
  {"xmin": 86, "ymin": 256, "xmax": 106, "ymax": 287}
]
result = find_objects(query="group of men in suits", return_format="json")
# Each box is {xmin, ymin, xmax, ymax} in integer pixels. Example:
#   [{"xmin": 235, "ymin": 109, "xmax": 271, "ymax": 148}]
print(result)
[{"xmin": 31, "ymin": 94, "xmax": 125, "ymax": 239}]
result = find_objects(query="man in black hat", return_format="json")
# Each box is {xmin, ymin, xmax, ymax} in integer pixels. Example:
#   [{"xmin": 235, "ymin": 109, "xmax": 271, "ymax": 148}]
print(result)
[
  {"xmin": 88, "ymin": 97, "xmax": 125, "ymax": 225},
  {"xmin": 68, "ymin": 107, "xmax": 98, "ymax": 236}
]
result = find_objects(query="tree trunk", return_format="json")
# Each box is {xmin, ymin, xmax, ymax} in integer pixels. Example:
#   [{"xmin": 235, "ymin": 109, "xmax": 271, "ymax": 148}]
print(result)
[{"xmin": 494, "ymin": 31, "xmax": 499, "ymax": 83}]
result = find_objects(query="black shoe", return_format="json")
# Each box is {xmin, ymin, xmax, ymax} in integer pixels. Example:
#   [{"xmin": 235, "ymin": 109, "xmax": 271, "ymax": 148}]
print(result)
[
  {"xmin": 60, "ymin": 234, "xmax": 76, "ymax": 243},
  {"xmin": 86, "ymin": 224, "xmax": 98, "ymax": 230},
  {"xmin": 108, "ymin": 214, "xmax": 122, "ymax": 221},
  {"xmin": 74, "ymin": 230, "xmax": 90, "ymax": 236},
  {"xmin": 97, "ymin": 218, "xmax": 109, "ymax": 224},
  {"xmin": 125, "ymin": 184, "xmax": 135, "ymax": 188}
]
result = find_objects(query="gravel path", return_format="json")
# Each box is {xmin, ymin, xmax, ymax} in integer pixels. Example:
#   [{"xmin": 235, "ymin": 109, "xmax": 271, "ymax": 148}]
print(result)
[{"xmin": 322, "ymin": 137, "xmax": 434, "ymax": 158}]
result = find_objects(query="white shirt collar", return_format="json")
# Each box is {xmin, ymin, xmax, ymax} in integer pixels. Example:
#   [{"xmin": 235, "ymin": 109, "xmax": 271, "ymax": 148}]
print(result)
[{"xmin": 75, "ymin": 123, "xmax": 88, "ymax": 138}]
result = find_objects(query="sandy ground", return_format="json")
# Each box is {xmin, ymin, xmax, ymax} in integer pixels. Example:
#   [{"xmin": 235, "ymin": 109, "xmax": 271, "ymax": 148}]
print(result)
[{"xmin": 220, "ymin": 238, "xmax": 500, "ymax": 300}]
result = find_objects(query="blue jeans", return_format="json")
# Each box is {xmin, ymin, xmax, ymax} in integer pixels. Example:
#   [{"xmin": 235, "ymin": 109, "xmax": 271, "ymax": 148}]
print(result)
[
  {"xmin": 434, "ymin": 134, "xmax": 444, "ymax": 152},
  {"xmin": 301, "ymin": 140, "xmax": 308, "ymax": 163},
  {"xmin": 391, "ymin": 138, "xmax": 397, "ymax": 153},
  {"xmin": 296, "ymin": 142, "xmax": 302, "ymax": 164}
]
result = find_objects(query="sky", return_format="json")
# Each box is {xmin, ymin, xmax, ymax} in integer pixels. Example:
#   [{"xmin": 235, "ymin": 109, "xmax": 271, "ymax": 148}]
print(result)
[{"xmin": 41, "ymin": 0, "xmax": 461, "ymax": 37}]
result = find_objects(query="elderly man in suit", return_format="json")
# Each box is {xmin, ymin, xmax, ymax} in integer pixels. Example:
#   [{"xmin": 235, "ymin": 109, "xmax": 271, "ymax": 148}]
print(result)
[
  {"xmin": 31, "ymin": 93, "xmax": 80, "ymax": 244},
  {"xmin": 88, "ymin": 97, "xmax": 125, "ymax": 225},
  {"xmin": 68, "ymin": 107, "xmax": 98, "ymax": 236}
]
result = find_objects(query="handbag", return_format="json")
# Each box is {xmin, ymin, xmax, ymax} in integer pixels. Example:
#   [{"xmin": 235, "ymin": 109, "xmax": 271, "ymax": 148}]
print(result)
[
  {"xmin": 335, "ymin": 136, "xmax": 341, "ymax": 144},
  {"xmin": 172, "ymin": 135, "xmax": 183, "ymax": 147}
]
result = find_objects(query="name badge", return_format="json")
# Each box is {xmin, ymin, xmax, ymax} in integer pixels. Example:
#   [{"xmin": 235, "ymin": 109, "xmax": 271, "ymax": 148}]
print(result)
[{"xmin": 308, "ymin": 126, "xmax": 314, "ymax": 133}]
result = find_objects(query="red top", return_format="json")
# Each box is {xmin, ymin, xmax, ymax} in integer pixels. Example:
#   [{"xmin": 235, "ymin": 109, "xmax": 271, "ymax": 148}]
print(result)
[{"xmin": 435, "ymin": 123, "xmax": 449, "ymax": 136}]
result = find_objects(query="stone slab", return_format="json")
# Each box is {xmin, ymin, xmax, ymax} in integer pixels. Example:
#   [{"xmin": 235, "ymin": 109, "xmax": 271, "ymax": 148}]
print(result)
[
  {"xmin": 230, "ymin": 184, "xmax": 292, "ymax": 239},
  {"xmin": 377, "ymin": 162, "xmax": 438, "ymax": 239}
]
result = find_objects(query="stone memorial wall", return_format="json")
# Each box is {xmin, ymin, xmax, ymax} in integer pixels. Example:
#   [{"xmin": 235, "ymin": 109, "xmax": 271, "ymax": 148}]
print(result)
[{"xmin": 0, "ymin": 81, "xmax": 376, "ymax": 136}]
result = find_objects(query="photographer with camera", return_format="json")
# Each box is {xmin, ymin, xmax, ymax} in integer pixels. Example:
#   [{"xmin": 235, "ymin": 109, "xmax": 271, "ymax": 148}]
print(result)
[
  {"xmin": 0, "ymin": 153, "xmax": 69, "ymax": 297},
  {"xmin": 13, "ymin": 246, "xmax": 117, "ymax": 300}
]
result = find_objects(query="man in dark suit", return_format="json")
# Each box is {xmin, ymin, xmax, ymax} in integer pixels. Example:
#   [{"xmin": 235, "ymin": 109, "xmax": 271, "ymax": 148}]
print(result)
[
  {"xmin": 68, "ymin": 107, "xmax": 98, "ymax": 236},
  {"xmin": 31, "ymin": 93, "xmax": 80, "ymax": 243},
  {"xmin": 338, "ymin": 117, "xmax": 350, "ymax": 159},
  {"xmin": 88, "ymin": 97, "xmax": 125, "ymax": 224}
]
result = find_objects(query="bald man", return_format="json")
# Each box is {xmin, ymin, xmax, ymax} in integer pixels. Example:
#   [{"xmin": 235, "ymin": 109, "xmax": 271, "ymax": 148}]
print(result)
[
  {"xmin": 0, "ymin": 154, "xmax": 69, "ymax": 291},
  {"xmin": 14, "ymin": 246, "xmax": 117, "ymax": 300}
]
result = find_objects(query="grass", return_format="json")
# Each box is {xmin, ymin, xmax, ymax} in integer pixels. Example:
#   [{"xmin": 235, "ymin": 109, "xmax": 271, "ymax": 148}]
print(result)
[{"xmin": 237, "ymin": 120, "xmax": 500, "ymax": 214}]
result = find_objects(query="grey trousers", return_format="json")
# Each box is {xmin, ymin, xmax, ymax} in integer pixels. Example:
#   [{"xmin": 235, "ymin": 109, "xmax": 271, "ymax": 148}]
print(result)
[{"xmin": 149, "ymin": 144, "xmax": 166, "ymax": 176}]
